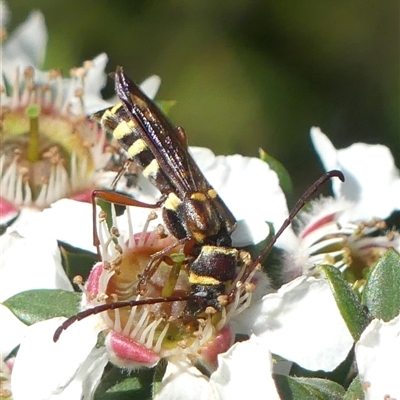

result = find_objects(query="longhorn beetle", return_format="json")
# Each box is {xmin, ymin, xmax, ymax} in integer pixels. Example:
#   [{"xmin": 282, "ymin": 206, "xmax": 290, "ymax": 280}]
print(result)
[
  {"xmin": 93, "ymin": 67, "xmax": 239, "ymax": 315},
  {"xmin": 53, "ymin": 68, "xmax": 344, "ymax": 342}
]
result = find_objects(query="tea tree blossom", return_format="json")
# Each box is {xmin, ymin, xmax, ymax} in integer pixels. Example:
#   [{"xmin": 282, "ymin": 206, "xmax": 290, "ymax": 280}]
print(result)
[
  {"xmin": 154, "ymin": 336, "xmax": 280, "ymax": 400},
  {"xmin": 282, "ymin": 128, "xmax": 400, "ymax": 287},
  {"xmin": 1, "ymin": 6, "xmax": 107, "ymax": 214},
  {"xmin": 311, "ymin": 127, "xmax": 400, "ymax": 221},
  {"xmin": 0, "ymin": 4, "xmax": 161, "ymax": 227},
  {"xmin": 7, "ymin": 150, "xmax": 289, "ymax": 399},
  {"xmin": 233, "ymin": 275, "xmax": 354, "ymax": 371},
  {"xmin": 76, "ymin": 202, "xmax": 259, "ymax": 371},
  {"xmin": 11, "ymin": 316, "xmax": 108, "ymax": 400}
]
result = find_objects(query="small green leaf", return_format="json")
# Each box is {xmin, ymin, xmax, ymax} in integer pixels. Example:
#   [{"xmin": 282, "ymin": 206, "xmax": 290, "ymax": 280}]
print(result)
[
  {"xmin": 156, "ymin": 99, "xmax": 176, "ymax": 115},
  {"xmin": 362, "ymin": 249, "xmax": 400, "ymax": 321},
  {"xmin": 344, "ymin": 376, "xmax": 364, "ymax": 400},
  {"xmin": 259, "ymin": 148, "xmax": 293, "ymax": 198},
  {"xmin": 106, "ymin": 377, "xmax": 142, "ymax": 392},
  {"xmin": 153, "ymin": 359, "xmax": 168, "ymax": 398},
  {"xmin": 4, "ymin": 289, "xmax": 81, "ymax": 325},
  {"xmin": 96, "ymin": 196, "xmax": 126, "ymax": 232},
  {"xmin": 274, "ymin": 375, "xmax": 345, "ymax": 399},
  {"xmin": 320, "ymin": 265, "xmax": 370, "ymax": 341},
  {"xmin": 94, "ymin": 365, "xmax": 153, "ymax": 400},
  {"xmin": 59, "ymin": 241, "xmax": 97, "ymax": 282}
]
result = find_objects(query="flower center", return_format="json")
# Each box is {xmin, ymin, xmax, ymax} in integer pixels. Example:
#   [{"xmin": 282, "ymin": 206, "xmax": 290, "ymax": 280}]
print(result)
[
  {"xmin": 0, "ymin": 64, "xmax": 108, "ymax": 210},
  {"xmin": 299, "ymin": 208, "xmax": 397, "ymax": 288},
  {"xmin": 84, "ymin": 205, "xmax": 256, "ymax": 368}
]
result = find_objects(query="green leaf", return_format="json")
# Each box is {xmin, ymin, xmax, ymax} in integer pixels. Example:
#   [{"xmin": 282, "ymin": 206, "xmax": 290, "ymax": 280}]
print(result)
[
  {"xmin": 274, "ymin": 375, "xmax": 345, "ymax": 399},
  {"xmin": 344, "ymin": 376, "xmax": 364, "ymax": 400},
  {"xmin": 94, "ymin": 365, "xmax": 153, "ymax": 400},
  {"xmin": 152, "ymin": 359, "xmax": 168, "ymax": 398},
  {"xmin": 3, "ymin": 289, "xmax": 81, "ymax": 325},
  {"xmin": 259, "ymin": 148, "xmax": 293, "ymax": 198},
  {"xmin": 59, "ymin": 241, "xmax": 97, "ymax": 282},
  {"xmin": 96, "ymin": 196, "xmax": 126, "ymax": 232},
  {"xmin": 362, "ymin": 249, "xmax": 400, "ymax": 321},
  {"xmin": 320, "ymin": 265, "xmax": 370, "ymax": 341},
  {"xmin": 156, "ymin": 99, "xmax": 176, "ymax": 115}
]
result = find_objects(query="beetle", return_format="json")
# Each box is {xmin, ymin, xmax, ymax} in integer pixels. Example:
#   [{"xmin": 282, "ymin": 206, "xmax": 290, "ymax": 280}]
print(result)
[
  {"xmin": 93, "ymin": 67, "xmax": 241, "ymax": 315},
  {"xmin": 53, "ymin": 68, "xmax": 344, "ymax": 343}
]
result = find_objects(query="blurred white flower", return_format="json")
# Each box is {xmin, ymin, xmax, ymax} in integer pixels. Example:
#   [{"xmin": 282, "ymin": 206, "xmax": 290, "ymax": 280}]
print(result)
[{"xmin": 0, "ymin": 3, "xmax": 161, "ymax": 227}]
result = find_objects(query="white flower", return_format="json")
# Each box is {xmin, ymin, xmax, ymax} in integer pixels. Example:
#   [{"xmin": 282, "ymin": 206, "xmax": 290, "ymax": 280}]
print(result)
[
  {"xmin": 282, "ymin": 128, "xmax": 400, "ymax": 283},
  {"xmin": 4, "ymin": 150, "xmax": 289, "ymax": 398},
  {"xmin": 0, "ymin": 209, "xmax": 75, "ymax": 302},
  {"xmin": 155, "ymin": 336, "xmax": 280, "ymax": 400},
  {"xmin": 1, "ymin": 2, "xmax": 47, "ymax": 84},
  {"xmin": 11, "ymin": 317, "xmax": 108, "ymax": 400},
  {"xmin": 0, "ymin": 206, "xmax": 77, "ymax": 397},
  {"xmin": 311, "ymin": 127, "xmax": 400, "ymax": 221},
  {"xmin": 0, "ymin": 4, "xmax": 108, "ymax": 218},
  {"xmin": 355, "ymin": 314, "xmax": 400, "ymax": 400},
  {"xmin": 0, "ymin": 3, "xmax": 161, "ymax": 227},
  {"xmin": 234, "ymin": 276, "xmax": 354, "ymax": 372},
  {"xmin": 190, "ymin": 147, "xmax": 297, "ymax": 249}
]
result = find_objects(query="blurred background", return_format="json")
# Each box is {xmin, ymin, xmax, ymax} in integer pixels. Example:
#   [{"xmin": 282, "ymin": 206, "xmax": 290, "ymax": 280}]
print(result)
[{"xmin": 8, "ymin": 1, "xmax": 400, "ymax": 201}]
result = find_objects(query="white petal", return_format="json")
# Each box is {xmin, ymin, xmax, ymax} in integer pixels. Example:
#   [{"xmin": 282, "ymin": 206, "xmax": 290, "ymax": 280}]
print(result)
[
  {"xmin": 74, "ymin": 347, "xmax": 109, "ymax": 399},
  {"xmin": 210, "ymin": 335, "xmax": 280, "ymax": 400},
  {"xmin": 67, "ymin": 54, "xmax": 112, "ymax": 115},
  {"xmin": 11, "ymin": 317, "xmax": 107, "ymax": 400},
  {"xmin": 103, "ymin": 75, "xmax": 162, "ymax": 106},
  {"xmin": 0, "ymin": 1, "xmax": 10, "ymax": 27},
  {"xmin": 2, "ymin": 10, "xmax": 47, "ymax": 73},
  {"xmin": 0, "ymin": 227, "xmax": 72, "ymax": 302},
  {"xmin": 231, "ymin": 218, "xmax": 270, "ymax": 247},
  {"xmin": 84, "ymin": 53, "xmax": 108, "ymax": 96},
  {"xmin": 92, "ymin": 74, "xmax": 161, "ymax": 115},
  {"xmin": 83, "ymin": 95, "xmax": 113, "ymax": 116},
  {"xmin": 190, "ymin": 147, "xmax": 296, "ymax": 250},
  {"xmin": 140, "ymin": 75, "xmax": 162, "ymax": 100},
  {"xmin": 155, "ymin": 358, "xmax": 217, "ymax": 400},
  {"xmin": 41, "ymin": 199, "xmax": 97, "ymax": 253},
  {"xmin": 189, "ymin": 147, "xmax": 217, "ymax": 171},
  {"xmin": 311, "ymin": 127, "xmax": 400, "ymax": 220},
  {"xmin": 355, "ymin": 315, "xmax": 400, "ymax": 400},
  {"xmin": 310, "ymin": 128, "xmax": 338, "ymax": 172},
  {"xmin": 235, "ymin": 276, "xmax": 354, "ymax": 371},
  {"xmin": 83, "ymin": 53, "xmax": 114, "ymax": 114},
  {"xmin": 0, "ymin": 304, "xmax": 28, "ymax": 359},
  {"xmin": 3, "ymin": 206, "xmax": 41, "ymax": 230}
]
